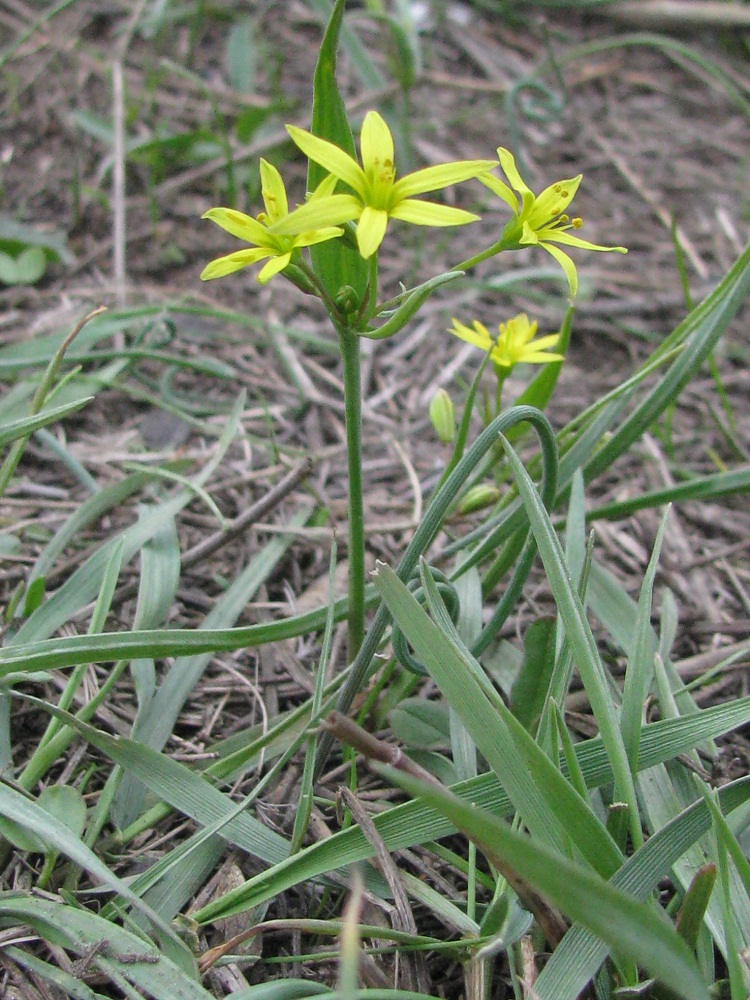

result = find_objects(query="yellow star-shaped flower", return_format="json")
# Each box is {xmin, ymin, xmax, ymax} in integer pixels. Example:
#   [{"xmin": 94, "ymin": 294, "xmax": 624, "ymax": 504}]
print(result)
[
  {"xmin": 481, "ymin": 148, "xmax": 627, "ymax": 297},
  {"xmin": 450, "ymin": 313, "xmax": 563, "ymax": 372},
  {"xmin": 274, "ymin": 111, "xmax": 497, "ymax": 259},
  {"xmin": 200, "ymin": 159, "xmax": 342, "ymax": 284}
]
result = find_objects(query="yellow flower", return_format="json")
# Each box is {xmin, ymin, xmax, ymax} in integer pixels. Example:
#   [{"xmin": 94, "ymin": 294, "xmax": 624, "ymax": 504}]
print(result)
[
  {"xmin": 200, "ymin": 159, "xmax": 342, "ymax": 284},
  {"xmin": 274, "ymin": 110, "xmax": 497, "ymax": 259},
  {"xmin": 481, "ymin": 148, "xmax": 627, "ymax": 297},
  {"xmin": 449, "ymin": 313, "xmax": 563, "ymax": 371}
]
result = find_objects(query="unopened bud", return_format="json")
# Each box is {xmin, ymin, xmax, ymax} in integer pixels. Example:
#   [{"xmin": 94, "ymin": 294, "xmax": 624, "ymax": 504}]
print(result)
[
  {"xmin": 334, "ymin": 285, "xmax": 360, "ymax": 316},
  {"xmin": 457, "ymin": 483, "xmax": 501, "ymax": 514},
  {"xmin": 429, "ymin": 389, "xmax": 456, "ymax": 444}
]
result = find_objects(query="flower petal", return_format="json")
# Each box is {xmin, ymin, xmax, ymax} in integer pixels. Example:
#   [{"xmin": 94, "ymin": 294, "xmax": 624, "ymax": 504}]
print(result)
[
  {"xmin": 356, "ymin": 206, "xmax": 389, "ymax": 258},
  {"xmin": 286, "ymin": 125, "xmax": 367, "ymax": 198},
  {"xmin": 518, "ymin": 350, "xmax": 564, "ymax": 364},
  {"xmin": 257, "ymin": 253, "xmax": 291, "ymax": 283},
  {"xmin": 540, "ymin": 241, "xmax": 579, "ymax": 298},
  {"xmin": 271, "ymin": 195, "xmax": 361, "ymax": 236},
  {"xmin": 393, "ymin": 159, "xmax": 498, "ymax": 199},
  {"xmin": 523, "ymin": 333, "xmax": 561, "ymax": 352},
  {"xmin": 390, "ymin": 199, "xmax": 480, "ymax": 227},
  {"xmin": 519, "ymin": 221, "xmax": 541, "ymax": 246},
  {"xmin": 478, "ymin": 172, "xmax": 519, "ymax": 214},
  {"xmin": 259, "ymin": 159, "xmax": 288, "ymax": 223},
  {"xmin": 293, "ymin": 226, "xmax": 344, "ymax": 248},
  {"xmin": 360, "ymin": 111, "xmax": 394, "ymax": 178},
  {"xmin": 500, "ymin": 314, "xmax": 536, "ymax": 346},
  {"xmin": 497, "ymin": 148, "xmax": 530, "ymax": 196},
  {"xmin": 199, "ymin": 248, "xmax": 271, "ymax": 280},
  {"xmin": 449, "ymin": 318, "xmax": 492, "ymax": 351},
  {"xmin": 309, "ymin": 173, "xmax": 339, "ymax": 200},
  {"xmin": 539, "ymin": 229, "xmax": 628, "ymax": 254},
  {"xmin": 202, "ymin": 208, "xmax": 270, "ymax": 247},
  {"xmin": 527, "ymin": 175, "xmax": 582, "ymax": 228}
]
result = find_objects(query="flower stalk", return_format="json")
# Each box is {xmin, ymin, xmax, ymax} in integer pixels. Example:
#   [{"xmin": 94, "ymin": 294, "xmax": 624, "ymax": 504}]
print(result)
[{"xmin": 336, "ymin": 324, "xmax": 366, "ymax": 660}]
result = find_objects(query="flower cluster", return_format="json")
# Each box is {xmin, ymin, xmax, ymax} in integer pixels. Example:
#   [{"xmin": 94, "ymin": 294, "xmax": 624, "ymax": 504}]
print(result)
[{"xmin": 200, "ymin": 111, "xmax": 626, "ymax": 299}]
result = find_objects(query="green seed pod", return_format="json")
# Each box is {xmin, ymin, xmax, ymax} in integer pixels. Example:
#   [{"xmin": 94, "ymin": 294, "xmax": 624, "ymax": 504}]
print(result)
[
  {"xmin": 457, "ymin": 483, "xmax": 501, "ymax": 515},
  {"xmin": 429, "ymin": 389, "xmax": 456, "ymax": 444}
]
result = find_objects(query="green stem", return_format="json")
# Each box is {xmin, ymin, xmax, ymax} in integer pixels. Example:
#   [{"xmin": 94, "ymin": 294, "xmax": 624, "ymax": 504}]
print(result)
[
  {"xmin": 337, "ymin": 327, "xmax": 365, "ymax": 661},
  {"xmin": 453, "ymin": 238, "xmax": 507, "ymax": 273}
]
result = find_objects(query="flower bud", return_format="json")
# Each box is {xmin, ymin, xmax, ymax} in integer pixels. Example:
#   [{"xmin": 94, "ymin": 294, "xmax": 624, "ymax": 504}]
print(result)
[
  {"xmin": 334, "ymin": 285, "xmax": 361, "ymax": 316},
  {"xmin": 429, "ymin": 389, "xmax": 456, "ymax": 444},
  {"xmin": 457, "ymin": 483, "xmax": 501, "ymax": 514}
]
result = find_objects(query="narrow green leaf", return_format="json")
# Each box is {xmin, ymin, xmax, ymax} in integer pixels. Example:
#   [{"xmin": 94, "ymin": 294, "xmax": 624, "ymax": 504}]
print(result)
[
  {"xmin": 384, "ymin": 768, "xmax": 709, "ymax": 1000},
  {"xmin": 306, "ymin": 0, "xmax": 384, "ymax": 89},
  {"xmin": 5, "ymin": 947, "xmax": 100, "ymax": 999},
  {"xmin": 0, "ymin": 788, "xmax": 192, "ymax": 971},
  {"xmin": 377, "ymin": 562, "xmax": 623, "ymax": 879},
  {"xmin": 0, "ymin": 398, "xmax": 92, "ymax": 448},
  {"xmin": 587, "ymin": 466, "xmax": 750, "ymax": 522},
  {"xmin": 17, "ymin": 695, "xmax": 290, "ymax": 866},
  {"xmin": 585, "ymin": 241, "xmax": 750, "ymax": 481},
  {"xmin": 534, "ymin": 776, "xmax": 750, "ymax": 1000},
  {"xmin": 511, "ymin": 617, "xmax": 557, "ymax": 732},
  {"xmin": 191, "ymin": 697, "xmax": 750, "ymax": 923},
  {"xmin": 621, "ymin": 507, "xmax": 670, "ymax": 777},
  {"xmin": 0, "ymin": 893, "xmax": 211, "ymax": 999},
  {"xmin": 226, "ymin": 17, "xmax": 256, "ymax": 93},
  {"xmin": 501, "ymin": 434, "xmax": 639, "ymax": 841},
  {"xmin": 11, "ymin": 394, "xmax": 244, "ymax": 644},
  {"xmin": 677, "ymin": 865, "xmax": 718, "ymax": 951}
]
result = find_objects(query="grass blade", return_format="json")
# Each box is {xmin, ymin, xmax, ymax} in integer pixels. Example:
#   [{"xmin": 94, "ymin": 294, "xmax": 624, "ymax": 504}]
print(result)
[{"xmin": 382, "ymin": 766, "xmax": 708, "ymax": 1000}]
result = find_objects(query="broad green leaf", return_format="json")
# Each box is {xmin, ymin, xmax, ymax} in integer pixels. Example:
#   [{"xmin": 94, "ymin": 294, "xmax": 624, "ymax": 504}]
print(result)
[
  {"xmin": 0, "ymin": 216, "xmax": 74, "ymax": 264},
  {"xmin": 390, "ymin": 698, "xmax": 451, "ymax": 751},
  {"xmin": 38, "ymin": 785, "xmax": 86, "ymax": 839},
  {"xmin": 14, "ymin": 245, "xmax": 47, "ymax": 284},
  {"xmin": 0, "ymin": 247, "xmax": 46, "ymax": 285},
  {"xmin": 307, "ymin": 0, "xmax": 368, "ymax": 302}
]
